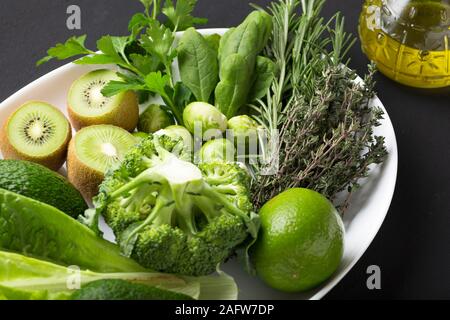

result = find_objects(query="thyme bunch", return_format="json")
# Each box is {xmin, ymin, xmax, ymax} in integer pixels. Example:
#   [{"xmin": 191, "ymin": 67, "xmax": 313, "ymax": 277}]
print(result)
[{"xmin": 251, "ymin": 0, "xmax": 387, "ymax": 209}]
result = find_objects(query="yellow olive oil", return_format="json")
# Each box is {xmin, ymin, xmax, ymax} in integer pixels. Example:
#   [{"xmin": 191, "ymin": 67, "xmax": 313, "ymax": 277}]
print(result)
[{"xmin": 359, "ymin": 0, "xmax": 450, "ymax": 88}]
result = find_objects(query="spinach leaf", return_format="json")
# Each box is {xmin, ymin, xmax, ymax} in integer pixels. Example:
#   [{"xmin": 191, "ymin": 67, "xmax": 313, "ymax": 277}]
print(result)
[
  {"xmin": 215, "ymin": 54, "xmax": 253, "ymax": 118},
  {"xmin": 205, "ymin": 34, "xmax": 221, "ymax": 54},
  {"xmin": 178, "ymin": 28, "xmax": 219, "ymax": 102},
  {"xmin": 172, "ymin": 81, "xmax": 194, "ymax": 110},
  {"xmin": 215, "ymin": 11, "xmax": 273, "ymax": 117},
  {"xmin": 219, "ymin": 22, "xmax": 259, "ymax": 68},
  {"xmin": 218, "ymin": 11, "xmax": 272, "ymax": 68},
  {"xmin": 248, "ymin": 56, "xmax": 276, "ymax": 101}
]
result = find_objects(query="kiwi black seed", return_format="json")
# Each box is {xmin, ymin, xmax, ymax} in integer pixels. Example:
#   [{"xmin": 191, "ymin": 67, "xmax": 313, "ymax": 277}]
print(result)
[
  {"xmin": 68, "ymin": 69, "xmax": 139, "ymax": 132},
  {"xmin": 0, "ymin": 101, "xmax": 71, "ymax": 171}
]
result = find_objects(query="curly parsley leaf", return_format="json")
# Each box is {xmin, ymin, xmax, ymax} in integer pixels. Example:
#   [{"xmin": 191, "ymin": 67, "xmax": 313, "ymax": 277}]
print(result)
[
  {"xmin": 141, "ymin": 20, "xmax": 176, "ymax": 66},
  {"xmin": 130, "ymin": 54, "xmax": 161, "ymax": 75},
  {"xmin": 142, "ymin": 72, "xmax": 187, "ymax": 124},
  {"xmin": 144, "ymin": 71, "xmax": 171, "ymax": 95},
  {"xmin": 162, "ymin": 0, "xmax": 208, "ymax": 31},
  {"xmin": 139, "ymin": 0, "xmax": 153, "ymax": 14},
  {"xmin": 102, "ymin": 71, "xmax": 171, "ymax": 100},
  {"xmin": 128, "ymin": 13, "xmax": 151, "ymax": 38},
  {"xmin": 101, "ymin": 80, "xmax": 144, "ymax": 97},
  {"xmin": 36, "ymin": 35, "xmax": 93, "ymax": 66},
  {"xmin": 102, "ymin": 73, "xmax": 145, "ymax": 97},
  {"xmin": 97, "ymin": 35, "xmax": 129, "ymax": 61},
  {"xmin": 75, "ymin": 54, "xmax": 120, "ymax": 65},
  {"xmin": 75, "ymin": 36, "xmax": 138, "ymax": 73}
]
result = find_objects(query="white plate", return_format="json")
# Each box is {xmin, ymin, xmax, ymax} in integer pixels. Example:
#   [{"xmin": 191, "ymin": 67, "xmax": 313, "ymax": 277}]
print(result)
[{"xmin": 0, "ymin": 29, "xmax": 398, "ymax": 300}]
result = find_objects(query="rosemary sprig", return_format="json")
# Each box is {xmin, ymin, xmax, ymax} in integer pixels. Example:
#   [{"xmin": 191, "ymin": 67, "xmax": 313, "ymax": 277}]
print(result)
[
  {"xmin": 251, "ymin": 0, "xmax": 387, "ymax": 210},
  {"xmin": 251, "ymin": 0, "xmax": 298, "ymax": 133}
]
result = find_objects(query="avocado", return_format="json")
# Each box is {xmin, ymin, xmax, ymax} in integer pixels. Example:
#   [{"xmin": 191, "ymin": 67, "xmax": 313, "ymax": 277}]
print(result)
[
  {"xmin": 0, "ymin": 160, "xmax": 88, "ymax": 218},
  {"xmin": 71, "ymin": 279, "xmax": 193, "ymax": 300}
]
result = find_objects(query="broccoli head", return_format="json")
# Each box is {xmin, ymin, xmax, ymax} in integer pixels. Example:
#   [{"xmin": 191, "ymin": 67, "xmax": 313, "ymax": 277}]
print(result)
[{"xmin": 86, "ymin": 134, "xmax": 259, "ymax": 276}]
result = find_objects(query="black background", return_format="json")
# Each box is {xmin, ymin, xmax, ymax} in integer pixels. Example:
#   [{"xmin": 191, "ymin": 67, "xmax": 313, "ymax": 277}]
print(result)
[{"xmin": 0, "ymin": 0, "xmax": 449, "ymax": 300}]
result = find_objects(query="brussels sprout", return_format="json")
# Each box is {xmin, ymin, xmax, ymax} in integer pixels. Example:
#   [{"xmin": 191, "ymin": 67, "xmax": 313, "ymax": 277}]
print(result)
[
  {"xmin": 227, "ymin": 115, "xmax": 262, "ymax": 159},
  {"xmin": 199, "ymin": 138, "xmax": 235, "ymax": 163},
  {"xmin": 138, "ymin": 104, "xmax": 175, "ymax": 133},
  {"xmin": 155, "ymin": 125, "xmax": 194, "ymax": 156},
  {"xmin": 227, "ymin": 115, "xmax": 260, "ymax": 141},
  {"xmin": 183, "ymin": 102, "xmax": 227, "ymax": 140}
]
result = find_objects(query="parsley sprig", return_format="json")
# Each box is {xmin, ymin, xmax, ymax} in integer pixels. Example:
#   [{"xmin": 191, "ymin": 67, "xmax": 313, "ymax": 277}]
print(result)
[{"xmin": 37, "ymin": 0, "xmax": 207, "ymax": 125}]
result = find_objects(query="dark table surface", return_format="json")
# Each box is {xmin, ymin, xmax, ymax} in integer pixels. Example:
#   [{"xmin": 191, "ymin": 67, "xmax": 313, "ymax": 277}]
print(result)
[{"xmin": 1, "ymin": 0, "xmax": 449, "ymax": 300}]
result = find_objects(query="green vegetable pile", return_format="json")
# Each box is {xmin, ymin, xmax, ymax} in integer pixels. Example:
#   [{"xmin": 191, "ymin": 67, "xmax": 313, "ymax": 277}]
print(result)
[{"xmin": 0, "ymin": 0, "xmax": 389, "ymax": 300}]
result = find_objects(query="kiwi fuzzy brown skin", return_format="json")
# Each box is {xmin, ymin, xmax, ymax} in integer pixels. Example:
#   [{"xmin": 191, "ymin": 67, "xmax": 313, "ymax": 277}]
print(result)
[
  {"xmin": 67, "ymin": 138, "xmax": 104, "ymax": 200},
  {"xmin": 0, "ymin": 102, "xmax": 72, "ymax": 171},
  {"xmin": 68, "ymin": 90, "xmax": 139, "ymax": 132}
]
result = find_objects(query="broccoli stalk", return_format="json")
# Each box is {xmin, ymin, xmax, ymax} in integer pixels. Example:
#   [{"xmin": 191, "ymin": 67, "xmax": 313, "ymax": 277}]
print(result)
[{"xmin": 90, "ymin": 135, "xmax": 259, "ymax": 276}]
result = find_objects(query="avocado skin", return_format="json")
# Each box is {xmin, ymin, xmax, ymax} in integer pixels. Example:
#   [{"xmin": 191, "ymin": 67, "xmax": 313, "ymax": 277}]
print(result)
[
  {"xmin": 0, "ymin": 160, "xmax": 88, "ymax": 218},
  {"xmin": 71, "ymin": 279, "xmax": 193, "ymax": 300}
]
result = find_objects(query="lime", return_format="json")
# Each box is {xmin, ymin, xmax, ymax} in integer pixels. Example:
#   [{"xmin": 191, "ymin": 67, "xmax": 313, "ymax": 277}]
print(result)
[{"xmin": 251, "ymin": 188, "xmax": 344, "ymax": 292}]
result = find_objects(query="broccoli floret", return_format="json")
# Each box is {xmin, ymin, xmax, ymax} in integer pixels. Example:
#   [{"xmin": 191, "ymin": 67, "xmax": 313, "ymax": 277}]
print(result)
[
  {"xmin": 88, "ymin": 134, "xmax": 259, "ymax": 276},
  {"xmin": 133, "ymin": 225, "xmax": 187, "ymax": 272}
]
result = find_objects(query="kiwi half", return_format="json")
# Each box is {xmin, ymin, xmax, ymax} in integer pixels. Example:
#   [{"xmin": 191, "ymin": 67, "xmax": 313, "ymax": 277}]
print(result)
[
  {"xmin": 68, "ymin": 69, "xmax": 139, "ymax": 131},
  {"xmin": 0, "ymin": 101, "xmax": 71, "ymax": 170},
  {"xmin": 67, "ymin": 125, "xmax": 137, "ymax": 199}
]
